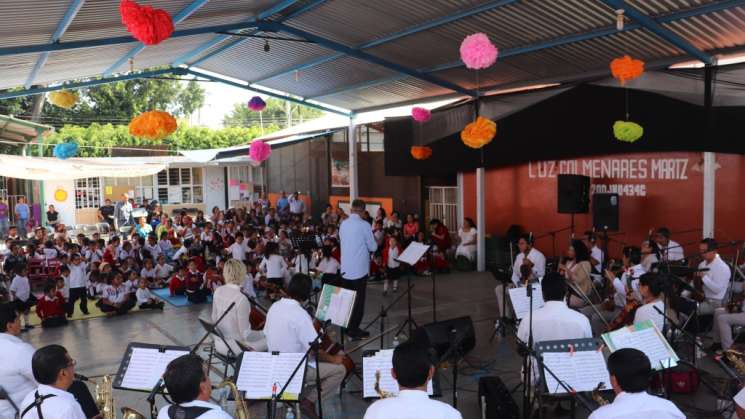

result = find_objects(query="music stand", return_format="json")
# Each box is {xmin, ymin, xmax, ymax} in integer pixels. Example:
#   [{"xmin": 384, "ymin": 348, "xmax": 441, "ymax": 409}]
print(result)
[
  {"xmin": 361, "ymin": 349, "xmax": 440, "ymax": 399},
  {"xmin": 113, "ymin": 343, "xmax": 190, "ymax": 392},
  {"xmin": 394, "ymin": 241, "xmax": 430, "ymax": 337}
]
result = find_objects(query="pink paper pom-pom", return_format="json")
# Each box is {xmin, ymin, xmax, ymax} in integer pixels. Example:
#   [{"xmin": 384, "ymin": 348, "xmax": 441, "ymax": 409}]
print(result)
[
  {"xmin": 249, "ymin": 140, "xmax": 272, "ymax": 162},
  {"xmin": 411, "ymin": 107, "xmax": 431, "ymax": 123},
  {"xmin": 248, "ymin": 96, "xmax": 266, "ymax": 111},
  {"xmin": 460, "ymin": 33, "xmax": 498, "ymax": 70}
]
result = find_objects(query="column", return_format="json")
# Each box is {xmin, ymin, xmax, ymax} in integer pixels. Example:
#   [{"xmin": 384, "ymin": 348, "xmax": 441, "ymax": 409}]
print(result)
[
  {"xmin": 476, "ymin": 167, "xmax": 486, "ymax": 272},
  {"xmin": 703, "ymin": 152, "xmax": 715, "ymax": 238},
  {"xmin": 348, "ymin": 116, "xmax": 358, "ymax": 201}
]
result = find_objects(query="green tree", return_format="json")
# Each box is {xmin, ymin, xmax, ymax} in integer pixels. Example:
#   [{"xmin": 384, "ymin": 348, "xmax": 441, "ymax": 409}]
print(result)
[{"xmin": 223, "ymin": 97, "xmax": 324, "ymax": 128}]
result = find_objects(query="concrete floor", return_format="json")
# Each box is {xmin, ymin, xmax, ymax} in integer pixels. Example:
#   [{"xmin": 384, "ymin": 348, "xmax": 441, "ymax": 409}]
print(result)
[{"xmin": 23, "ymin": 271, "xmax": 734, "ymax": 419}]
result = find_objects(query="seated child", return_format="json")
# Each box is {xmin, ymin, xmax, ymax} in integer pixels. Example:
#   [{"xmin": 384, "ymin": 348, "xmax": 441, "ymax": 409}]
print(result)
[{"xmin": 135, "ymin": 279, "xmax": 164, "ymax": 310}]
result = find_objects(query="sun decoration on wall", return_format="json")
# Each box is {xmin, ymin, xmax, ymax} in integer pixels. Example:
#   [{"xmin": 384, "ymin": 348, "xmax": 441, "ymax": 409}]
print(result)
[{"xmin": 54, "ymin": 188, "xmax": 68, "ymax": 202}]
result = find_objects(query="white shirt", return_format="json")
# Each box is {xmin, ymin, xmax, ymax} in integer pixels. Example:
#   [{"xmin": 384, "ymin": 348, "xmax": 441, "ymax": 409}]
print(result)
[
  {"xmin": 19, "ymin": 384, "xmax": 86, "ymax": 419},
  {"xmin": 211, "ymin": 284, "xmax": 264, "ymax": 355},
  {"xmin": 634, "ymin": 299, "xmax": 665, "ymax": 331},
  {"xmin": 68, "ymin": 263, "xmax": 87, "ymax": 288},
  {"xmin": 288, "ymin": 196, "xmax": 305, "ymax": 214},
  {"xmin": 660, "ymin": 240, "xmax": 685, "ymax": 262},
  {"xmin": 387, "ymin": 246, "xmax": 400, "ymax": 269},
  {"xmin": 10, "ymin": 275, "xmax": 30, "ymax": 302},
  {"xmin": 588, "ymin": 391, "xmax": 684, "ymax": 419},
  {"xmin": 511, "ymin": 248, "xmax": 547, "ymax": 285},
  {"xmin": 156, "ymin": 400, "xmax": 232, "ymax": 419},
  {"xmin": 102, "ymin": 285, "xmax": 128, "ymax": 304},
  {"xmin": 140, "ymin": 267, "xmax": 157, "ymax": 279},
  {"xmin": 364, "ymin": 389, "xmax": 462, "ymax": 419},
  {"xmin": 622, "ymin": 264, "xmax": 646, "ymax": 303},
  {"xmin": 339, "ymin": 214, "xmax": 377, "ymax": 280},
  {"xmin": 517, "ymin": 301, "xmax": 592, "ymax": 345},
  {"xmin": 135, "ymin": 288, "xmax": 156, "ymax": 305},
  {"xmin": 591, "ymin": 245, "xmax": 604, "ymax": 272},
  {"xmin": 0, "ymin": 333, "xmax": 36, "ymax": 419},
  {"xmin": 84, "ymin": 249, "xmax": 103, "ymax": 263},
  {"xmin": 155, "ymin": 263, "xmax": 174, "ymax": 279},
  {"xmin": 317, "ymin": 257, "xmax": 340, "ymax": 275},
  {"xmin": 259, "ymin": 255, "xmax": 287, "ymax": 278},
  {"xmin": 241, "ymin": 274, "xmax": 256, "ymax": 298},
  {"xmin": 227, "ymin": 242, "xmax": 247, "ymax": 261},
  {"xmin": 264, "ymin": 298, "xmax": 317, "ymax": 354},
  {"xmin": 699, "ymin": 254, "xmax": 731, "ymax": 301}
]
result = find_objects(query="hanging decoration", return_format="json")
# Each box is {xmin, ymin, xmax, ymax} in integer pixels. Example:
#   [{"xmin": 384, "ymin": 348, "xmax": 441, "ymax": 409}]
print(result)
[
  {"xmin": 248, "ymin": 96, "xmax": 267, "ymax": 112},
  {"xmin": 53, "ymin": 141, "xmax": 79, "ymax": 160},
  {"xmin": 613, "ymin": 121, "xmax": 644, "ymax": 143},
  {"xmin": 410, "ymin": 146, "xmax": 432, "ymax": 160},
  {"xmin": 461, "ymin": 116, "xmax": 496, "ymax": 149},
  {"xmin": 459, "ymin": 33, "xmax": 498, "ymax": 70},
  {"xmin": 48, "ymin": 91, "xmax": 78, "ymax": 109},
  {"xmin": 128, "ymin": 110, "xmax": 177, "ymax": 140},
  {"xmin": 120, "ymin": 0, "xmax": 174, "ymax": 46},
  {"xmin": 249, "ymin": 140, "xmax": 272, "ymax": 162},
  {"xmin": 411, "ymin": 107, "xmax": 431, "ymax": 123},
  {"xmin": 610, "ymin": 55, "xmax": 645, "ymax": 86}
]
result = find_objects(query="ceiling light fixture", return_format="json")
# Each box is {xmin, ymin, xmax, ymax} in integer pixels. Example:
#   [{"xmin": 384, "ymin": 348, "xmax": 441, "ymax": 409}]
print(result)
[
  {"xmin": 616, "ymin": 9, "xmax": 625, "ymax": 31},
  {"xmin": 263, "ymin": 40, "xmax": 270, "ymax": 53}
]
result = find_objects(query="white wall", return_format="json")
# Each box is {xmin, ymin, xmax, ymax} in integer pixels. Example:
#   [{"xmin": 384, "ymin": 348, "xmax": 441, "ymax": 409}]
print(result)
[
  {"xmin": 44, "ymin": 179, "xmax": 76, "ymax": 225},
  {"xmin": 204, "ymin": 166, "xmax": 226, "ymax": 211}
]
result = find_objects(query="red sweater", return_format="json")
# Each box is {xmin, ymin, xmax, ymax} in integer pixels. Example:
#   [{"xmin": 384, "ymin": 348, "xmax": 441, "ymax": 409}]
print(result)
[{"xmin": 36, "ymin": 292, "xmax": 66, "ymax": 319}]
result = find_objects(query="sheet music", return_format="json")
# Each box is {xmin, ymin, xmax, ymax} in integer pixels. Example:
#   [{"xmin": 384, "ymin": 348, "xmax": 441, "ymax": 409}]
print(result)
[
  {"xmin": 602, "ymin": 320, "xmax": 678, "ymax": 370},
  {"xmin": 396, "ymin": 242, "xmax": 430, "ymax": 266},
  {"xmin": 362, "ymin": 350, "xmax": 433, "ymax": 398},
  {"xmin": 542, "ymin": 350, "xmax": 610, "ymax": 394},
  {"xmin": 236, "ymin": 352, "xmax": 306, "ymax": 400},
  {"xmin": 119, "ymin": 347, "xmax": 189, "ymax": 391},
  {"xmin": 315, "ymin": 284, "xmax": 356, "ymax": 328},
  {"xmin": 508, "ymin": 284, "xmax": 545, "ymax": 320}
]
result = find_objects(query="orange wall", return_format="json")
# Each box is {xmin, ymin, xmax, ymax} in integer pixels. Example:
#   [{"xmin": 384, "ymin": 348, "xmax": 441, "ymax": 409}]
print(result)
[
  {"xmin": 329, "ymin": 195, "xmax": 394, "ymax": 215},
  {"xmin": 462, "ymin": 152, "xmax": 745, "ymax": 258}
]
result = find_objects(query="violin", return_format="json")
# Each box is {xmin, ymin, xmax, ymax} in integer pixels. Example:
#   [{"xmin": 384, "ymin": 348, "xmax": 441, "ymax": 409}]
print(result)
[
  {"xmin": 607, "ymin": 271, "xmax": 640, "ymax": 331},
  {"xmin": 313, "ymin": 319, "xmax": 356, "ymax": 376}
]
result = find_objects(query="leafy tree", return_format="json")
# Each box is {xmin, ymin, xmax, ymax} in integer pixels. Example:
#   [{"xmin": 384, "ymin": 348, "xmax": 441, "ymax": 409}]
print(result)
[{"xmin": 223, "ymin": 97, "xmax": 324, "ymax": 128}]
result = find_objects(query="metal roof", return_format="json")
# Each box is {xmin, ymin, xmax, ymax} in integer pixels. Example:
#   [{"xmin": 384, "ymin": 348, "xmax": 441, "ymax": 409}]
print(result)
[
  {"xmin": 0, "ymin": 114, "xmax": 54, "ymax": 143},
  {"xmin": 1, "ymin": 0, "xmax": 745, "ymax": 113}
]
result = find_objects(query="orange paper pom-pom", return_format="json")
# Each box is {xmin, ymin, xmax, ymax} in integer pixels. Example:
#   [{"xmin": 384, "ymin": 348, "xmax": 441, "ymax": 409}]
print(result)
[
  {"xmin": 410, "ymin": 146, "xmax": 432, "ymax": 160},
  {"xmin": 129, "ymin": 110, "xmax": 177, "ymax": 140},
  {"xmin": 461, "ymin": 116, "xmax": 496, "ymax": 149},
  {"xmin": 610, "ymin": 55, "xmax": 645, "ymax": 85}
]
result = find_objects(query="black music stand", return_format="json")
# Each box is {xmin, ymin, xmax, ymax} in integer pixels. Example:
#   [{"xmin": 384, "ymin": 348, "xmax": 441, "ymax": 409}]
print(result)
[
  {"xmin": 113, "ymin": 343, "xmax": 190, "ymax": 392},
  {"xmin": 393, "ymin": 242, "xmax": 431, "ymax": 338}
]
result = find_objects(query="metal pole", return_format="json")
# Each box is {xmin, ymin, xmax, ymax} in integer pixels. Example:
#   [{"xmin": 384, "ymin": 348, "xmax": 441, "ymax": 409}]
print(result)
[
  {"xmin": 703, "ymin": 64, "xmax": 715, "ymax": 239},
  {"xmin": 37, "ymin": 128, "xmax": 46, "ymax": 226},
  {"xmin": 476, "ymin": 167, "xmax": 486, "ymax": 271},
  {"xmin": 348, "ymin": 116, "xmax": 359, "ymax": 201}
]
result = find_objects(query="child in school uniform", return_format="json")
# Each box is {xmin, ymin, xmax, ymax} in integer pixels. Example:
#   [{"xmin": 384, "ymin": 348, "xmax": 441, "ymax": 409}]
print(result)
[
  {"xmin": 36, "ymin": 281, "xmax": 68, "ymax": 328},
  {"xmin": 135, "ymin": 279, "xmax": 164, "ymax": 310},
  {"xmin": 382, "ymin": 236, "xmax": 403, "ymax": 295},
  {"xmin": 9, "ymin": 266, "xmax": 35, "ymax": 330}
]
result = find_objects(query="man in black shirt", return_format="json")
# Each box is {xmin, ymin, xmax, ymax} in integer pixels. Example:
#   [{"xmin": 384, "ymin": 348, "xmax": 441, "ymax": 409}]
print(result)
[{"xmin": 98, "ymin": 199, "xmax": 115, "ymax": 228}]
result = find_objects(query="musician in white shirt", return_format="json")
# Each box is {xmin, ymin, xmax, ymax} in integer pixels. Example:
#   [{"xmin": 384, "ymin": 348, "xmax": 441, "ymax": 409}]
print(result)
[
  {"xmin": 696, "ymin": 238, "xmax": 731, "ymax": 315},
  {"xmin": 634, "ymin": 273, "xmax": 665, "ymax": 332},
  {"xmin": 157, "ymin": 354, "xmax": 231, "ymax": 419},
  {"xmin": 495, "ymin": 234, "xmax": 546, "ymax": 320},
  {"xmin": 211, "ymin": 259, "xmax": 266, "ymax": 357},
  {"xmin": 19, "ymin": 345, "xmax": 86, "ymax": 419},
  {"xmin": 0, "ymin": 305, "xmax": 36, "ymax": 419},
  {"xmin": 583, "ymin": 231, "xmax": 604, "ymax": 273},
  {"xmin": 263, "ymin": 274, "xmax": 347, "ymax": 418},
  {"xmin": 588, "ymin": 348, "xmax": 684, "ymax": 419},
  {"xmin": 363, "ymin": 340, "xmax": 462, "ymax": 419},
  {"xmin": 654, "ymin": 227, "xmax": 685, "ymax": 262}
]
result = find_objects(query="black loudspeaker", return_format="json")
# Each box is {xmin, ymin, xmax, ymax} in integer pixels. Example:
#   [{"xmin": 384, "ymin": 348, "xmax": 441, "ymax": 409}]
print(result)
[
  {"xmin": 557, "ymin": 174, "xmax": 590, "ymax": 214},
  {"xmin": 413, "ymin": 316, "xmax": 476, "ymax": 361},
  {"xmin": 478, "ymin": 376, "xmax": 520, "ymax": 419},
  {"xmin": 592, "ymin": 193, "xmax": 620, "ymax": 232}
]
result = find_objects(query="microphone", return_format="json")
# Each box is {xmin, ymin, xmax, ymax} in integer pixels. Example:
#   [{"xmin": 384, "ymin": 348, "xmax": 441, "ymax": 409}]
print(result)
[{"xmin": 74, "ymin": 373, "xmax": 90, "ymax": 382}]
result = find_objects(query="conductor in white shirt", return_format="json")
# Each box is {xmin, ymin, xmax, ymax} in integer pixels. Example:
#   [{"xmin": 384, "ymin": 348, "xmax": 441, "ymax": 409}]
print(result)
[
  {"xmin": 157, "ymin": 354, "xmax": 231, "ymax": 419},
  {"xmin": 363, "ymin": 340, "xmax": 462, "ymax": 419},
  {"xmin": 588, "ymin": 348, "xmax": 684, "ymax": 419},
  {"xmin": 339, "ymin": 199, "xmax": 377, "ymax": 339},
  {"xmin": 0, "ymin": 304, "xmax": 36, "ymax": 419},
  {"xmin": 19, "ymin": 345, "xmax": 86, "ymax": 419}
]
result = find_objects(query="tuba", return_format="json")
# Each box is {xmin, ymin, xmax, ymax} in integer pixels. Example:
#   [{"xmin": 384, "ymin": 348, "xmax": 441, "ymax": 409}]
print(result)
[
  {"xmin": 374, "ymin": 371, "xmax": 395, "ymax": 399},
  {"xmin": 215, "ymin": 379, "xmax": 249, "ymax": 419},
  {"xmin": 92, "ymin": 375, "xmax": 146, "ymax": 419}
]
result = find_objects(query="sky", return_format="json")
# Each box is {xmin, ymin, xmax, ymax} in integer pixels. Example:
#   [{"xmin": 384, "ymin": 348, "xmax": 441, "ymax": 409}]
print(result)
[{"xmin": 189, "ymin": 79, "xmax": 255, "ymax": 129}]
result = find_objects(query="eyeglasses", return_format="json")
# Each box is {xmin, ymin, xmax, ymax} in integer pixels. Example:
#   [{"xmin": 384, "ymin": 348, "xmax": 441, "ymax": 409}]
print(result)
[{"xmin": 66, "ymin": 359, "xmax": 77, "ymax": 368}]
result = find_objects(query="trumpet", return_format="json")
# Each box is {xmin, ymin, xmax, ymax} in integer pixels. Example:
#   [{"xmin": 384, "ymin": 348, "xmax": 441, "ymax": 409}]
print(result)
[{"xmin": 374, "ymin": 370, "xmax": 395, "ymax": 399}]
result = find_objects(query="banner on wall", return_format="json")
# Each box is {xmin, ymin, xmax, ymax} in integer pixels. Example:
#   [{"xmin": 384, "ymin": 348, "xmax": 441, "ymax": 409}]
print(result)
[
  {"xmin": 527, "ymin": 156, "xmax": 699, "ymax": 197},
  {"xmin": 331, "ymin": 160, "xmax": 350, "ymax": 188}
]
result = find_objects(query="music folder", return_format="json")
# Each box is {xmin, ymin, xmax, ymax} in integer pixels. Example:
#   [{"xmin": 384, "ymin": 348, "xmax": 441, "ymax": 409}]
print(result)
[
  {"xmin": 113, "ymin": 342, "xmax": 190, "ymax": 392},
  {"xmin": 395, "ymin": 241, "xmax": 430, "ymax": 266},
  {"xmin": 535, "ymin": 338, "xmax": 610, "ymax": 395},
  {"xmin": 601, "ymin": 319, "xmax": 679, "ymax": 371},
  {"xmin": 314, "ymin": 284, "xmax": 356, "ymax": 328},
  {"xmin": 235, "ymin": 352, "xmax": 307, "ymax": 401}
]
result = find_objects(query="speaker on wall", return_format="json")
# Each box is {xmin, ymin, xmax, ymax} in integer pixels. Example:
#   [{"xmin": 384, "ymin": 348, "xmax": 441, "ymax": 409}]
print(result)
[
  {"xmin": 592, "ymin": 193, "xmax": 619, "ymax": 232},
  {"xmin": 557, "ymin": 174, "xmax": 590, "ymax": 214}
]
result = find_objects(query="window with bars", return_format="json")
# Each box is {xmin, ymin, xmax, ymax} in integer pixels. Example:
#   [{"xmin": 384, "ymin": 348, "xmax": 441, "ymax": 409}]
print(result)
[
  {"xmin": 155, "ymin": 168, "xmax": 203, "ymax": 205},
  {"xmin": 75, "ymin": 177, "xmax": 101, "ymax": 209}
]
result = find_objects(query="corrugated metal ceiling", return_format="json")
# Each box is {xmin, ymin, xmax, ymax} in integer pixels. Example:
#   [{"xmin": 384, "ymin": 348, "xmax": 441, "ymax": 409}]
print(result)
[{"xmin": 1, "ymin": 0, "xmax": 745, "ymax": 113}]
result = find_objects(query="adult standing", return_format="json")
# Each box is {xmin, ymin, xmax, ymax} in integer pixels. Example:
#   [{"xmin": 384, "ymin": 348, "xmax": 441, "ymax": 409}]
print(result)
[
  {"xmin": 46, "ymin": 205, "xmax": 59, "ymax": 228},
  {"xmin": 97, "ymin": 199, "xmax": 115, "ymax": 229},
  {"xmin": 114, "ymin": 193, "xmax": 133, "ymax": 234},
  {"xmin": 0, "ymin": 304, "xmax": 36, "ymax": 419},
  {"xmin": 339, "ymin": 199, "xmax": 377, "ymax": 339},
  {"xmin": 0, "ymin": 199, "xmax": 9, "ymax": 238},
  {"xmin": 276, "ymin": 191, "xmax": 289, "ymax": 218},
  {"xmin": 289, "ymin": 192, "xmax": 306, "ymax": 220},
  {"xmin": 14, "ymin": 197, "xmax": 30, "ymax": 238}
]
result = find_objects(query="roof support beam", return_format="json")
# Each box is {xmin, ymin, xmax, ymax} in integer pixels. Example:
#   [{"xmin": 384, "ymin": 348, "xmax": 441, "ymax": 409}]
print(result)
[
  {"xmin": 184, "ymin": 68, "xmax": 351, "ymax": 116},
  {"xmin": 0, "ymin": 68, "xmax": 184, "ymax": 100},
  {"xmin": 102, "ymin": 0, "xmax": 211, "ymax": 76},
  {"xmin": 172, "ymin": 0, "xmax": 324, "ymax": 67},
  {"xmin": 259, "ymin": 21, "xmax": 476, "ymax": 97},
  {"xmin": 309, "ymin": 0, "xmax": 740, "ymax": 99},
  {"xmin": 24, "ymin": 0, "xmax": 86, "ymax": 88},
  {"xmin": 250, "ymin": 0, "xmax": 517, "ymax": 84},
  {"xmin": 600, "ymin": 0, "xmax": 712, "ymax": 64}
]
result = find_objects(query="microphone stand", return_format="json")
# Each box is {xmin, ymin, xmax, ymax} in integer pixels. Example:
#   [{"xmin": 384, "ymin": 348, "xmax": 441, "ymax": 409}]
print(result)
[
  {"xmin": 269, "ymin": 320, "xmax": 330, "ymax": 419},
  {"xmin": 435, "ymin": 322, "xmax": 473, "ymax": 409},
  {"xmin": 146, "ymin": 301, "xmax": 236, "ymax": 419},
  {"xmin": 522, "ymin": 279, "xmax": 535, "ymax": 418},
  {"xmin": 536, "ymin": 226, "xmax": 572, "ymax": 259},
  {"xmin": 362, "ymin": 284, "xmax": 414, "ymax": 349}
]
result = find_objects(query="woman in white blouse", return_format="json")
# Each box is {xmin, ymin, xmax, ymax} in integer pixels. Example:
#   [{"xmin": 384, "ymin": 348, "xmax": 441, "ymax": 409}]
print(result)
[
  {"xmin": 211, "ymin": 259, "xmax": 267, "ymax": 356},
  {"xmin": 455, "ymin": 218, "xmax": 478, "ymax": 262}
]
